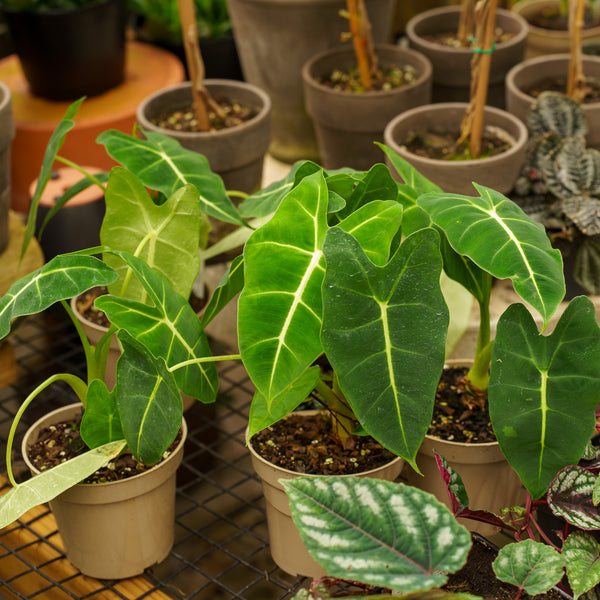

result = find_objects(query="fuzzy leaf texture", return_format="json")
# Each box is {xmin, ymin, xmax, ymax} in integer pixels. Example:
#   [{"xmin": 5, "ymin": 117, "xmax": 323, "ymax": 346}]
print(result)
[
  {"xmin": 100, "ymin": 167, "xmax": 202, "ymax": 302},
  {"xmin": 493, "ymin": 539, "xmax": 565, "ymax": 595},
  {"xmin": 114, "ymin": 330, "xmax": 182, "ymax": 465},
  {"xmin": 95, "ymin": 251, "xmax": 218, "ymax": 403},
  {"xmin": 489, "ymin": 297, "xmax": 600, "ymax": 499},
  {"xmin": 563, "ymin": 531, "xmax": 600, "ymax": 599},
  {"xmin": 418, "ymin": 184, "xmax": 565, "ymax": 328},
  {"xmin": 0, "ymin": 253, "xmax": 117, "ymax": 339},
  {"xmin": 527, "ymin": 92, "xmax": 588, "ymax": 141},
  {"xmin": 0, "ymin": 440, "xmax": 126, "ymax": 529},
  {"xmin": 574, "ymin": 237, "xmax": 600, "ymax": 295},
  {"xmin": 282, "ymin": 477, "xmax": 472, "ymax": 592},
  {"xmin": 321, "ymin": 226, "xmax": 448, "ymax": 467},
  {"xmin": 547, "ymin": 465, "xmax": 600, "ymax": 530},
  {"xmin": 96, "ymin": 128, "xmax": 242, "ymax": 226}
]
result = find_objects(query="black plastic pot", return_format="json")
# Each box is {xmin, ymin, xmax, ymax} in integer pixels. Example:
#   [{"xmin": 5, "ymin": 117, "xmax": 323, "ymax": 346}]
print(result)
[{"xmin": 1, "ymin": 0, "xmax": 127, "ymax": 100}]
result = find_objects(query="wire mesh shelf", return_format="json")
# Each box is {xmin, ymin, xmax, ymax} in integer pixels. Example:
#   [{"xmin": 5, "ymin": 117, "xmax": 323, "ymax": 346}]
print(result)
[{"xmin": 0, "ymin": 306, "xmax": 308, "ymax": 600}]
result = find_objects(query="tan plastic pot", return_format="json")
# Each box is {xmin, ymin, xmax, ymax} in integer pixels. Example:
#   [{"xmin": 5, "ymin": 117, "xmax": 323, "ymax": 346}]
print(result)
[
  {"xmin": 383, "ymin": 102, "xmax": 528, "ymax": 195},
  {"xmin": 402, "ymin": 361, "xmax": 524, "ymax": 537},
  {"xmin": 22, "ymin": 403, "xmax": 186, "ymax": 579},
  {"xmin": 302, "ymin": 44, "xmax": 432, "ymax": 170},
  {"xmin": 227, "ymin": 0, "xmax": 395, "ymax": 163},
  {"xmin": 406, "ymin": 6, "xmax": 527, "ymax": 108},
  {"xmin": 136, "ymin": 80, "xmax": 271, "ymax": 194},
  {"xmin": 512, "ymin": 0, "xmax": 600, "ymax": 59},
  {"xmin": 248, "ymin": 411, "xmax": 404, "ymax": 578},
  {"xmin": 505, "ymin": 53, "xmax": 600, "ymax": 149},
  {"xmin": 0, "ymin": 81, "xmax": 13, "ymax": 255}
]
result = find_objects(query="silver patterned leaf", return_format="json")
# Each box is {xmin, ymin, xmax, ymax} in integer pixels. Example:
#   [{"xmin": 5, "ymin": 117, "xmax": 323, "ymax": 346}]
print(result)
[{"xmin": 527, "ymin": 92, "xmax": 588, "ymax": 140}]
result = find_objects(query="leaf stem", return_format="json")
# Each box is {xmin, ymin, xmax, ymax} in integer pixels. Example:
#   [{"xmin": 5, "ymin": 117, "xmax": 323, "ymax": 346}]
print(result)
[
  {"xmin": 168, "ymin": 354, "xmax": 242, "ymax": 372},
  {"xmin": 55, "ymin": 156, "xmax": 107, "ymax": 193}
]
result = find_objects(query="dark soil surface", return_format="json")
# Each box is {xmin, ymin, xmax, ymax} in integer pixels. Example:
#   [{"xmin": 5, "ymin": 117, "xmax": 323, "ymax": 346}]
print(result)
[
  {"xmin": 151, "ymin": 96, "xmax": 257, "ymax": 132},
  {"xmin": 402, "ymin": 127, "xmax": 512, "ymax": 161},
  {"xmin": 525, "ymin": 76, "xmax": 600, "ymax": 103},
  {"xmin": 429, "ymin": 366, "xmax": 496, "ymax": 444},
  {"xmin": 27, "ymin": 411, "xmax": 182, "ymax": 484},
  {"xmin": 527, "ymin": 6, "xmax": 600, "ymax": 30},
  {"xmin": 420, "ymin": 29, "xmax": 514, "ymax": 48},
  {"xmin": 250, "ymin": 412, "xmax": 396, "ymax": 475},
  {"xmin": 318, "ymin": 64, "xmax": 418, "ymax": 93}
]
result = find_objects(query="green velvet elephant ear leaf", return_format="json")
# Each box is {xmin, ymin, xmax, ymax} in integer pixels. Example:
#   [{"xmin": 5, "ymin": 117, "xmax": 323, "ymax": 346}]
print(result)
[
  {"xmin": 418, "ymin": 184, "xmax": 565, "ymax": 328},
  {"xmin": 283, "ymin": 477, "xmax": 472, "ymax": 592},
  {"xmin": 493, "ymin": 540, "xmax": 565, "ymax": 596},
  {"xmin": 0, "ymin": 439, "xmax": 127, "ymax": 529},
  {"xmin": 489, "ymin": 296, "xmax": 600, "ymax": 499},
  {"xmin": 0, "ymin": 253, "xmax": 117, "ymax": 340},
  {"xmin": 80, "ymin": 379, "xmax": 124, "ymax": 448}
]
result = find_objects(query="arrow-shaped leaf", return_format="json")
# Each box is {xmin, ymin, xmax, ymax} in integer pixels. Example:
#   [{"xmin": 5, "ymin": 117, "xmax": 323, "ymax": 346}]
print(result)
[
  {"xmin": 489, "ymin": 297, "xmax": 600, "ymax": 499},
  {"xmin": 283, "ymin": 477, "xmax": 472, "ymax": 592},
  {"xmin": 80, "ymin": 379, "xmax": 124, "ymax": 448},
  {"xmin": 321, "ymin": 227, "xmax": 448, "ymax": 468},
  {"xmin": 0, "ymin": 253, "xmax": 117, "ymax": 339}
]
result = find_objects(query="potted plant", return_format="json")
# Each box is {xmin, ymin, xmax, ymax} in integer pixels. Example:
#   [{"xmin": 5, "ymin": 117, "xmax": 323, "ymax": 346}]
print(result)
[
  {"xmin": 512, "ymin": 0, "xmax": 600, "ymax": 58},
  {"xmin": 384, "ymin": 0, "xmax": 528, "ymax": 196},
  {"xmin": 0, "ymin": 0, "xmax": 128, "ymax": 100},
  {"xmin": 511, "ymin": 90, "xmax": 600, "ymax": 297},
  {"xmin": 128, "ymin": 0, "xmax": 243, "ymax": 80},
  {"xmin": 226, "ymin": 0, "xmax": 396, "ymax": 163},
  {"xmin": 405, "ymin": 0, "xmax": 528, "ymax": 107},
  {"xmin": 300, "ymin": 0, "xmax": 433, "ymax": 170}
]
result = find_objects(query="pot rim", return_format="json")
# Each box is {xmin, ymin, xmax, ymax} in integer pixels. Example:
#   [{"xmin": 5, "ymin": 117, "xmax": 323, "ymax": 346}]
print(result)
[
  {"xmin": 22, "ymin": 402, "xmax": 187, "ymax": 489},
  {"xmin": 136, "ymin": 79, "xmax": 272, "ymax": 140},
  {"xmin": 406, "ymin": 5, "xmax": 528, "ymax": 52},
  {"xmin": 301, "ymin": 43, "xmax": 433, "ymax": 98},
  {"xmin": 384, "ymin": 102, "xmax": 528, "ymax": 167},
  {"xmin": 512, "ymin": 0, "xmax": 600, "ymax": 37}
]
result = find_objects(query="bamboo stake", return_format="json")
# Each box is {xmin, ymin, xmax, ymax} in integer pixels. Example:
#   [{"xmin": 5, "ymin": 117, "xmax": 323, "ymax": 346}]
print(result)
[
  {"xmin": 177, "ymin": 0, "xmax": 210, "ymax": 130},
  {"xmin": 346, "ymin": 0, "xmax": 373, "ymax": 90},
  {"xmin": 457, "ymin": 0, "xmax": 478, "ymax": 47},
  {"xmin": 460, "ymin": 0, "xmax": 498, "ymax": 158},
  {"xmin": 567, "ymin": 0, "xmax": 587, "ymax": 102}
]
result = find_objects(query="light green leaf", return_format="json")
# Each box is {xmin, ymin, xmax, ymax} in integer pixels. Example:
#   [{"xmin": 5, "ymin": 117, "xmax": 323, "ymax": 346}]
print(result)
[
  {"xmin": 594, "ymin": 475, "xmax": 600, "ymax": 506},
  {"xmin": 239, "ymin": 170, "xmax": 328, "ymax": 403},
  {"xmin": 115, "ymin": 330, "xmax": 182, "ymax": 465},
  {"xmin": 96, "ymin": 252, "xmax": 218, "ymax": 403},
  {"xmin": 489, "ymin": 297, "xmax": 600, "ymax": 499},
  {"xmin": 0, "ymin": 254, "xmax": 117, "ymax": 339},
  {"xmin": 283, "ymin": 477, "xmax": 472, "ymax": 592},
  {"xmin": 0, "ymin": 439, "xmax": 126, "ymax": 529},
  {"xmin": 80, "ymin": 379, "xmax": 124, "ymax": 448},
  {"xmin": 200, "ymin": 255, "xmax": 244, "ymax": 328},
  {"xmin": 321, "ymin": 227, "xmax": 448, "ymax": 467},
  {"xmin": 101, "ymin": 166, "xmax": 202, "ymax": 302},
  {"xmin": 493, "ymin": 540, "xmax": 565, "ymax": 595},
  {"xmin": 418, "ymin": 184, "xmax": 565, "ymax": 328},
  {"xmin": 564, "ymin": 531, "xmax": 600, "ymax": 599},
  {"xmin": 96, "ymin": 128, "xmax": 242, "ymax": 226}
]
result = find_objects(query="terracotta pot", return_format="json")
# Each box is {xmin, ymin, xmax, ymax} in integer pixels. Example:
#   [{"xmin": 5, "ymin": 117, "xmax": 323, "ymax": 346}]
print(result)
[
  {"xmin": 136, "ymin": 80, "xmax": 271, "ymax": 194},
  {"xmin": 247, "ymin": 411, "xmax": 404, "ymax": 578},
  {"xmin": 406, "ymin": 6, "xmax": 527, "ymax": 108},
  {"xmin": 22, "ymin": 403, "xmax": 186, "ymax": 579},
  {"xmin": 227, "ymin": 0, "xmax": 396, "ymax": 163},
  {"xmin": 1, "ymin": 0, "xmax": 127, "ymax": 100},
  {"xmin": 402, "ymin": 361, "xmax": 524, "ymax": 538},
  {"xmin": 0, "ymin": 81, "xmax": 13, "ymax": 255},
  {"xmin": 505, "ymin": 53, "xmax": 600, "ymax": 149},
  {"xmin": 383, "ymin": 102, "xmax": 528, "ymax": 195},
  {"xmin": 302, "ymin": 44, "xmax": 432, "ymax": 170},
  {"xmin": 512, "ymin": 0, "xmax": 600, "ymax": 59}
]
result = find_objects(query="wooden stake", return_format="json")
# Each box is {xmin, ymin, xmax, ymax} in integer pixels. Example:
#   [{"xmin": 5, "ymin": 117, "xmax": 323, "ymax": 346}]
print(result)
[
  {"xmin": 567, "ymin": 0, "xmax": 587, "ymax": 102},
  {"xmin": 457, "ymin": 0, "xmax": 478, "ymax": 47},
  {"xmin": 177, "ymin": 0, "xmax": 210, "ymax": 131},
  {"xmin": 460, "ymin": 0, "xmax": 498, "ymax": 158},
  {"xmin": 346, "ymin": 0, "xmax": 374, "ymax": 90}
]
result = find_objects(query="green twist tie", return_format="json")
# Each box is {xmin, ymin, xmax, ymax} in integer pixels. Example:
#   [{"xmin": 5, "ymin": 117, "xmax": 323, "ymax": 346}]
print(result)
[{"xmin": 467, "ymin": 36, "xmax": 496, "ymax": 54}]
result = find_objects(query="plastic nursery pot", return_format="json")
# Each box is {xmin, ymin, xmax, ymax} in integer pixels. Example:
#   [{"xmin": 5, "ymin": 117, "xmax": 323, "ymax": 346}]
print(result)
[
  {"xmin": 0, "ymin": 81, "xmax": 14, "ymax": 255},
  {"xmin": 401, "ymin": 360, "xmax": 524, "ymax": 539},
  {"xmin": 247, "ymin": 410, "xmax": 405, "ymax": 578},
  {"xmin": 301, "ymin": 44, "xmax": 432, "ymax": 171},
  {"xmin": 505, "ymin": 53, "xmax": 600, "ymax": 149},
  {"xmin": 22, "ymin": 403, "xmax": 187, "ymax": 579},
  {"xmin": 136, "ymin": 80, "xmax": 271, "ymax": 195},
  {"xmin": 405, "ymin": 5, "xmax": 527, "ymax": 108},
  {"xmin": 383, "ymin": 102, "xmax": 528, "ymax": 196},
  {"xmin": 512, "ymin": 0, "xmax": 600, "ymax": 59},
  {"xmin": 226, "ymin": 0, "xmax": 396, "ymax": 163},
  {"xmin": 1, "ymin": 0, "xmax": 127, "ymax": 100}
]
